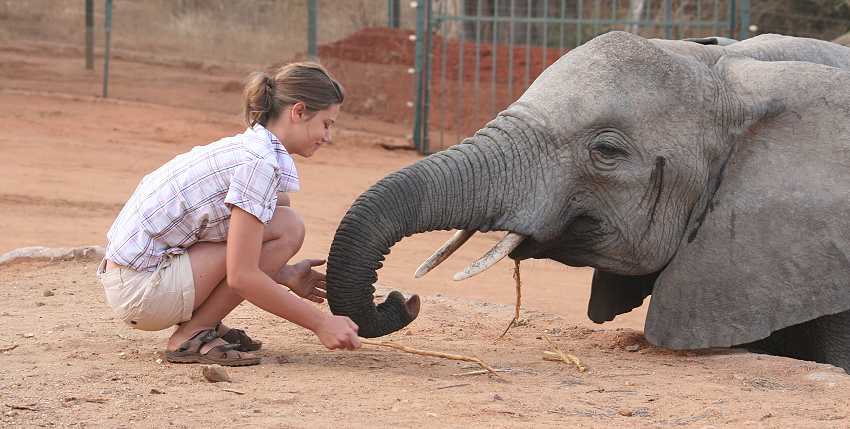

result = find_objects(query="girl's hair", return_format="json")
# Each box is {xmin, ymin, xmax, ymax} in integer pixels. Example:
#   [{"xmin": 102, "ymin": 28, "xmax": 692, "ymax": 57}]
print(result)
[{"xmin": 243, "ymin": 62, "xmax": 345, "ymax": 127}]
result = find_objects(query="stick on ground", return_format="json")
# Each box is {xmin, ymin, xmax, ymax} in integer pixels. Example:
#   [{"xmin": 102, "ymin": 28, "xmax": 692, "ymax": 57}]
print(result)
[
  {"xmin": 360, "ymin": 339, "xmax": 502, "ymax": 379},
  {"xmin": 542, "ymin": 333, "xmax": 587, "ymax": 372},
  {"xmin": 498, "ymin": 259, "xmax": 523, "ymax": 338}
]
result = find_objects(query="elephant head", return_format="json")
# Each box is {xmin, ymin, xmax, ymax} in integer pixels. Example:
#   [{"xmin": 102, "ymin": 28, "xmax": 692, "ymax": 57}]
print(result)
[{"xmin": 326, "ymin": 31, "xmax": 850, "ymax": 357}]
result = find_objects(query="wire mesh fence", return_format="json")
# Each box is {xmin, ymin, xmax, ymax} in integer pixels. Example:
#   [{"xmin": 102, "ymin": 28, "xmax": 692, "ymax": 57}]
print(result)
[{"xmin": 413, "ymin": 0, "xmax": 752, "ymax": 154}]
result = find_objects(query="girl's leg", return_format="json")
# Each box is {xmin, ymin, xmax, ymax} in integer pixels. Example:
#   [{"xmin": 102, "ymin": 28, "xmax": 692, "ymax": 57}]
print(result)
[{"xmin": 167, "ymin": 207, "xmax": 305, "ymax": 351}]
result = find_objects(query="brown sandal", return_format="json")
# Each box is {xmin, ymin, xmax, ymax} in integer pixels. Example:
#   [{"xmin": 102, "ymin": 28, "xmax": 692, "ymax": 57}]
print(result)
[
  {"xmin": 218, "ymin": 323, "xmax": 263, "ymax": 352},
  {"xmin": 165, "ymin": 329, "xmax": 260, "ymax": 367}
]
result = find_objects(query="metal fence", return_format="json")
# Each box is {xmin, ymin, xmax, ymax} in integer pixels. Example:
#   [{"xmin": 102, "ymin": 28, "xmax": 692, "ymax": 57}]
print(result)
[{"xmin": 412, "ymin": 0, "xmax": 752, "ymax": 154}]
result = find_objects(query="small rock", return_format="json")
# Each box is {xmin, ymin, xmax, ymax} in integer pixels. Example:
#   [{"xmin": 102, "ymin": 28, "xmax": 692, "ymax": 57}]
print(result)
[
  {"xmin": 5, "ymin": 410, "xmax": 18, "ymax": 417},
  {"xmin": 155, "ymin": 358, "xmax": 163, "ymax": 364},
  {"xmin": 491, "ymin": 393, "xmax": 503, "ymax": 401},
  {"xmin": 625, "ymin": 344, "xmax": 640, "ymax": 352},
  {"xmin": 118, "ymin": 352, "xmax": 127, "ymax": 358},
  {"xmin": 275, "ymin": 355, "xmax": 291, "ymax": 364},
  {"xmin": 35, "ymin": 302, "xmax": 46, "ymax": 307},
  {"xmin": 43, "ymin": 290, "xmax": 54, "ymax": 297},
  {"xmin": 150, "ymin": 388, "xmax": 165, "ymax": 394},
  {"xmin": 405, "ymin": 330, "xmax": 413, "ymax": 336},
  {"xmin": 426, "ymin": 412, "xmax": 437, "ymax": 417},
  {"xmin": 618, "ymin": 409, "xmax": 634, "ymax": 417},
  {"xmin": 22, "ymin": 333, "xmax": 35, "ymax": 338},
  {"xmin": 202, "ymin": 364, "xmax": 231, "ymax": 383}
]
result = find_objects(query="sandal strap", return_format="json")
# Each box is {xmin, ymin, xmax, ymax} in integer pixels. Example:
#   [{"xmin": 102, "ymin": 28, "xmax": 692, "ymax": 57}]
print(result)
[{"xmin": 176, "ymin": 329, "xmax": 220, "ymax": 353}]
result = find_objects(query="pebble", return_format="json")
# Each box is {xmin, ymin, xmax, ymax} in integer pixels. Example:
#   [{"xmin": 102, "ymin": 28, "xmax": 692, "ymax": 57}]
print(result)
[
  {"xmin": 35, "ymin": 302, "xmax": 46, "ymax": 307},
  {"xmin": 22, "ymin": 333, "xmax": 35, "ymax": 338},
  {"xmin": 625, "ymin": 344, "xmax": 640, "ymax": 352},
  {"xmin": 155, "ymin": 358, "xmax": 163, "ymax": 364},
  {"xmin": 43, "ymin": 290, "xmax": 54, "ymax": 297},
  {"xmin": 618, "ymin": 409, "xmax": 634, "ymax": 417},
  {"xmin": 202, "ymin": 364, "xmax": 231, "ymax": 383},
  {"xmin": 491, "ymin": 393, "xmax": 503, "ymax": 401},
  {"xmin": 150, "ymin": 388, "xmax": 165, "ymax": 394}
]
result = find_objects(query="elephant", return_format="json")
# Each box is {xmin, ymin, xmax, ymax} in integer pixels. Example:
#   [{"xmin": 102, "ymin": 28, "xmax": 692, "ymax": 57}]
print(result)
[{"xmin": 325, "ymin": 31, "xmax": 850, "ymax": 371}]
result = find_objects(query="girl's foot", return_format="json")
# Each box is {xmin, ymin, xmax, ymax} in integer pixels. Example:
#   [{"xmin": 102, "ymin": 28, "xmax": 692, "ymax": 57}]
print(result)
[
  {"xmin": 217, "ymin": 323, "xmax": 263, "ymax": 352},
  {"xmin": 165, "ymin": 329, "xmax": 260, "ymax": 366}
]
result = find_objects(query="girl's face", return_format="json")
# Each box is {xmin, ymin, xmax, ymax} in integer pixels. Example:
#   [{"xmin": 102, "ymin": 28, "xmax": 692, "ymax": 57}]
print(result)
[{"xmin": 273, "ymin": 102, "xmax": 340, "ymax": 158}]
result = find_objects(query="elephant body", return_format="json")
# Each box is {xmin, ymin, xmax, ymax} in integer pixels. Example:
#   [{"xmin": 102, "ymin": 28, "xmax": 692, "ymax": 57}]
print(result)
[{"xmin": 326, "ymin": 32, "xmax": 850, "ymax": 371}]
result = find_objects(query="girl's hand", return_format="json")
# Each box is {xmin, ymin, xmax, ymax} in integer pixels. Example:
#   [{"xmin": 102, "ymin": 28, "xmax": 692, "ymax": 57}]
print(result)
[
  {"xmin": 315, "ymin": 315, "xmax": 361, "ymax": 350},
  {"xmin": 278, "ymin": 259, "xmax": 327, "ymax": 303}
]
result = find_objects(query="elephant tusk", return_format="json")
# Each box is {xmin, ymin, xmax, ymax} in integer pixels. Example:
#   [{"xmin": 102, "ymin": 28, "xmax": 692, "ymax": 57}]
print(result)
[
  {"xmin": 453, "ymin": 232, "xmax": 526, "ymax": 281},
  {"xmin": 414, "ymin": 230, "xmax": 475, "ymax": 278}
]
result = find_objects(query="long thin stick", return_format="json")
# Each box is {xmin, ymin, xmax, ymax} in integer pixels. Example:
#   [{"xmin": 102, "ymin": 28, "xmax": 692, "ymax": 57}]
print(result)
[
  {"xmin": 542, "ymin": 334, "xmax": 587, "ymax": 372},
  {"xmin": 360, "ymin": 339, "xmax": 501, "ymax": 378},
  {"xmin": 498, "ymin": 259, "xmax": 523, "ymax": 338}
]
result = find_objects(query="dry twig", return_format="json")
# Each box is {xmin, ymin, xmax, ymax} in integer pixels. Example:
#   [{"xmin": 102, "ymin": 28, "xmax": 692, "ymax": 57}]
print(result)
[
  {"xmin": 6, "ymin": 403, "xmax": 37, "ymax": 411},
  {"xmin": 498, "ymin": 260, "xmax": 523, "ymax": 338},
  {"xmin": 360, "ymin": 339, "xmax": 502, "ymax": 379},
  {"xmin": 542, "ymin": 334, "xmax": 587, "ymax": 372},
  {"xmin": 435, "ymin": 383, "xmax": 472, "ymax": 390},
  {"xmin": 452, "ymin": 368, "xmax": 514, "ymax": 377}
]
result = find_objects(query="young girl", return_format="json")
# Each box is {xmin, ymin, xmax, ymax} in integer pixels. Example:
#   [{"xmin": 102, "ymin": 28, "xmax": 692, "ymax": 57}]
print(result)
[{"xmin": 96, "ymin": 62, "xmax": 360, "ymax": 366}]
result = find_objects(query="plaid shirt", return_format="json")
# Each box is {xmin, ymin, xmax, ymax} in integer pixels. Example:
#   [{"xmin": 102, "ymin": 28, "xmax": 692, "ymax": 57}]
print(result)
[{"xmin": 106, "ymin": 124, "xmax": 299, "ymax": 271}]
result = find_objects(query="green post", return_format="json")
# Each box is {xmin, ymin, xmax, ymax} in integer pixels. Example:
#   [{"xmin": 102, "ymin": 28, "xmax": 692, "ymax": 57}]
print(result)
[
  {"xmin": 412, "ymin": 0, "xmax": 427, "ymax": 153},
  {"xmin": 102, "ymin": 0, "xmax": 112, "ymax": 98},
  {"xmin": 728, "ymin": 0, "xmax": 736, "ymax": 38},
  {"xmin": 307, "ymin": 0, "xmax": 317, "ymax": 59},
  {"xmin": 738, "ymin": 0, "xmax": 750, "ymax": 39},
  {"xmin": 663, "ymin": 0, "xmax": 672, "ymax": 39},
  {"xmin": 85, "ymin": 0, "xmax": 94, "ymax": 70},
  {"xmin": 388, "ymin": 0, "xmax": 400, "ymax": 28},
  {"xmin": 421, "ymin": 0, "xmax": 432, "ymax": 154}
]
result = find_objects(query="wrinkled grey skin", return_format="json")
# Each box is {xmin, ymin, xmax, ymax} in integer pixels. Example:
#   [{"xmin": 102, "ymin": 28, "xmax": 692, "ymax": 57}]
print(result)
[{"xmin": 326, "ymin": 31, "xmax": 850, "ymax": 371}]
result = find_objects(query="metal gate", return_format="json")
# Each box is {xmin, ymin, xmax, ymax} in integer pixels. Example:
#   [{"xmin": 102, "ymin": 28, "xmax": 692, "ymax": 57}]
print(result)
[{"xmin": 412, "ymin": 0, "xmax": 751, "ymax": 154}]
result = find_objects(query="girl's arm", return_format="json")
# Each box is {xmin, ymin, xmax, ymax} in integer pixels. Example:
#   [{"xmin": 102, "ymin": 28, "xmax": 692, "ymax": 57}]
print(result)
[{"xmin": 226, "ymin": 206, "xmax": 360, "ymax": 350}]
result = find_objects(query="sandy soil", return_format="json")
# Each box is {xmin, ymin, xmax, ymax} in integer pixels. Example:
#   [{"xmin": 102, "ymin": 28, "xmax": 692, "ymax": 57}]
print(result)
[{"xmin": 2, "ymin": 38, "xmax": 849, "ymax": 428}]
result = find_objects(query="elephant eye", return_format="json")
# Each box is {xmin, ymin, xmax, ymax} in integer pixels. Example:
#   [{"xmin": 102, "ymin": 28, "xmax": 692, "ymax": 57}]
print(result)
[{"xmin": 590, "ymin": 140, "xmax": 628, "ymax": 170}]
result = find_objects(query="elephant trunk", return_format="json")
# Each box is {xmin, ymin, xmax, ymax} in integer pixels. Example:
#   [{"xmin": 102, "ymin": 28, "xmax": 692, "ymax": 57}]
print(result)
[{"xmin": 326, "ymin": 115, "xmax": 537, "ymax": 337}]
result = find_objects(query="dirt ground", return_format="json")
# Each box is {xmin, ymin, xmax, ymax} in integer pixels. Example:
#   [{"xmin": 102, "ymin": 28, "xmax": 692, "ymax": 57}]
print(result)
[{"xmin": 2, "ymin": 35, "xmax": 850, "ymax": 428}]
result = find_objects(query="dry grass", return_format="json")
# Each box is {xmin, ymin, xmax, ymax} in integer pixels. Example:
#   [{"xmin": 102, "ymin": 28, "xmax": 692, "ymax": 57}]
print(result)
[{"xmin": 0, "ymin": 0, "xmax": 416, "ymax": 65}]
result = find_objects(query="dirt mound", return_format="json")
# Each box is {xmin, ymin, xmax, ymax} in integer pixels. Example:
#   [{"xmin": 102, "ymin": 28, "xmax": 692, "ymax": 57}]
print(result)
[
  {"xmin": 319, "ymin": 27, "xmax": 417, "ymax": 65},
  {"xmin": 2, "ymin": 259, "xmax": 849, "ymax": 427}
]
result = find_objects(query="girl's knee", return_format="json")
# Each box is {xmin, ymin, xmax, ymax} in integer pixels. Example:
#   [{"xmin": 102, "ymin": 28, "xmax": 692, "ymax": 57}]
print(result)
[{"xmin": 264, "ymin": 206, "xmax": 305, "ymax": 247}]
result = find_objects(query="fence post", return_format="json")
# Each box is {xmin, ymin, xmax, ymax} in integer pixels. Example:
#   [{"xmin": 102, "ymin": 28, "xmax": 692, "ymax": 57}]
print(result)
[
  {"xmin": 662, "ymin": 0, "xmax": 672, "ymax": 39},
  {"xmin": 85, "ymin": 0, "xmax": 94, "ymax": 70},
  {"xmin": 307, "ymin": 0, "xmax": 317, "ymax": 59},
  {"xmin": 102, "ymin": 0, "xmax": 112, "ymax": 98},
  {"xmin": 388, "ymin": 0, "xmax": 401, "ymax": 28},
  {"xmin": 412, "ymin": 0, "xmax": 427, "ymax": 153},
  {"xmin": 738, "ymin": 0, "xmax": 750, "ymax": 39},
  {"xmin": 728, "ymin": 0, "xmax": 736, "ymax": 38}
]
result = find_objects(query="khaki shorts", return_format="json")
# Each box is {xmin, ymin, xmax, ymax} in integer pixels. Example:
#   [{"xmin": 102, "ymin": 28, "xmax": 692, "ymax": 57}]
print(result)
[{"xmin": 96, "ymin": 253, "xmax": 195, "ymax": 331}]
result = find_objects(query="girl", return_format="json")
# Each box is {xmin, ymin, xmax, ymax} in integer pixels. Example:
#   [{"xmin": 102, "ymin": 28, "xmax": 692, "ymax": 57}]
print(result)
[{"xmin": 96, "ymin": 62, "xmax": 360, "ymax": 366}]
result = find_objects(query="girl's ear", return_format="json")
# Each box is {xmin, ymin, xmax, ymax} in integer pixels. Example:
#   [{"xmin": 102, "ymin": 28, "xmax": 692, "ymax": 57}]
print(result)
[{"xmin": 291, "ymin": 102, "xmax": 306, "ymax": 122}]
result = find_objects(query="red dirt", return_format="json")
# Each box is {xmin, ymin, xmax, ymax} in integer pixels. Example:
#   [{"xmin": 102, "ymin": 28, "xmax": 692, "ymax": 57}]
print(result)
[{"xmin": 2, "ymin": 26, "xmax": 850, "ymax": 429}]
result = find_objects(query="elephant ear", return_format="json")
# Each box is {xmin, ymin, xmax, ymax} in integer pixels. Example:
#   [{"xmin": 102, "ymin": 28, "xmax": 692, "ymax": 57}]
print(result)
[{"xmin": 645, "ymin": 56, "xmax": 850, "ymax": 349}]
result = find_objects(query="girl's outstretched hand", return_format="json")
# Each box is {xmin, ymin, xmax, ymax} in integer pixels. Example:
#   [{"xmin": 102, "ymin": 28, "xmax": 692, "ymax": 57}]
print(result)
[
  {"xmin": 315, "ymin": 315, "xmax": 361, "ymax": 350},
  {"xmin": 278, "ymin": 259, "xmax": 327, "ymax": 303}
]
